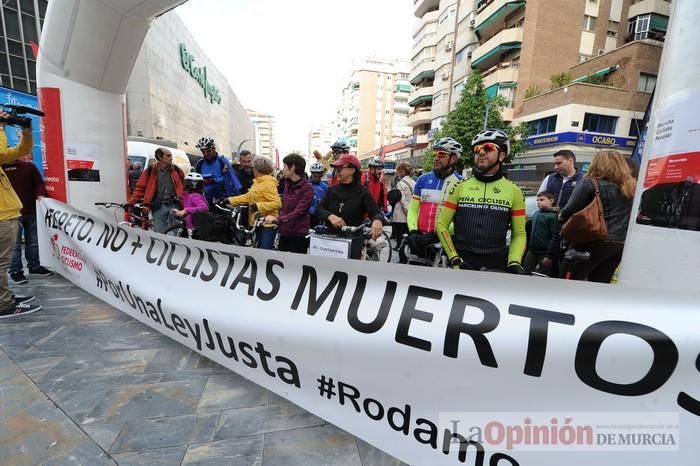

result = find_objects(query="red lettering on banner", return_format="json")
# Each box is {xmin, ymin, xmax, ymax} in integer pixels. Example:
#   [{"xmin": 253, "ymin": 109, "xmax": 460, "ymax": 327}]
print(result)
[{"xmin": 39, "ymin": 87, "xmax": 67, "ymax": 202}]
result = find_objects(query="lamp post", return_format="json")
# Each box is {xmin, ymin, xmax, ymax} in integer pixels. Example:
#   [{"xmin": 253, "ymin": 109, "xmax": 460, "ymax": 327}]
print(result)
[
  {"xmin": 483, "ymin": 99, "xmax": 493, "ymax": 130},
  {"xmin": 237, "ymin": 139, "xmax": 251, "ymax": 156}
]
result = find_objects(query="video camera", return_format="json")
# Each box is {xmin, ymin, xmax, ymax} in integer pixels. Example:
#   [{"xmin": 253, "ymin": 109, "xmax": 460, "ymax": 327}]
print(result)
[{"xmin": 0, "ymin": 104, "xmax": 45, "ymax": 129}]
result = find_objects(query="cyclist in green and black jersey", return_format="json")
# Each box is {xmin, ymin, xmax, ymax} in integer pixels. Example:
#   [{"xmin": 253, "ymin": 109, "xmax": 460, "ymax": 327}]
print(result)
[{"xmin": 437, "ymin": 129, "xmax": 527, "ymax": 273}]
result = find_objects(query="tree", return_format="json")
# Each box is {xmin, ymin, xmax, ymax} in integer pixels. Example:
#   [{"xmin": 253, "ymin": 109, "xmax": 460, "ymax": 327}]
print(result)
[{"xmin": 423, "ymin": 70, "xmax": 529, "ymax": 171}]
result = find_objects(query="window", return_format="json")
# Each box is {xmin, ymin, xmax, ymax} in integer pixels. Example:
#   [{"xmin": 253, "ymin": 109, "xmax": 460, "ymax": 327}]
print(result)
[
  {"xmin": 528, "ymin": 115, "xmax": 557, "ymax": 135},
  {"xmin": 629, "ymin": 119, "xmax": 645, "ymax": 138},
  {"xmin": 583, "ymin": 15, "xmax": 596, "ymax": 32},
  {"xmin": 583, "ymin": 113, "xmax": 617, "ymax": 134},
  {"xmin": 638, "ymin": 73, "xmax": 656, "ymax": 93}
]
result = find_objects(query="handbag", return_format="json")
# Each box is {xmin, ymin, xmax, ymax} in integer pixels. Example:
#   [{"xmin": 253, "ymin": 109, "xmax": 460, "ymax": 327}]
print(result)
[{"xmin": 561, "ymin": 178, "xmax": 608, "ymax": 243}]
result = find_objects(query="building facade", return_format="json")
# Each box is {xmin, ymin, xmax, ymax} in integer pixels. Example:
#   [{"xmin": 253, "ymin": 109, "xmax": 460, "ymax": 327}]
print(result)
[
  {"xmin": 407, "ymin": 0, "xmax": 669, "ymax": 179},
  {"xmin": 336, "ymin": 57, "xmax": 412, "ymax": 160},
  {"xmin": 307, "ymin": 123, "xmax": 336, "ymax": 165},
  {"xmin": 126, "ymin": 11, "xmax": 254, "ymax": 157},
  {"xmin": 0, "ymin": 0, "xmax": 48, "ymax": 95},
  {"xmin": 247, "ymin": 109, "xmax": 276, "ymax": 163}
]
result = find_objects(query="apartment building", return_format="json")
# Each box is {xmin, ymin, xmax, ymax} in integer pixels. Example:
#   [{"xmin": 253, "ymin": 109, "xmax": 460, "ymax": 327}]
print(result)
[
  {"xmin": 407, "ymin": 0, "xmax": 670, "ymax": 177},
  {"xmin": 335, "ymin": 57, "xmax": 412, "ymax": 159},
  {"xmin": 247, "ymin": 109, "xmax": 276, "ymax": 162},
  {"xmin": 307, "ymin": 123, "xmax": 336, "ymax": 164}
]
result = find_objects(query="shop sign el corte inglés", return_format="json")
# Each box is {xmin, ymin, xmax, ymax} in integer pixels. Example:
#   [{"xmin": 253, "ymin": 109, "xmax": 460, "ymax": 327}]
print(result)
[{"xmin": 179, "ymin": 43, "xmax": 222, "ymax": 104}]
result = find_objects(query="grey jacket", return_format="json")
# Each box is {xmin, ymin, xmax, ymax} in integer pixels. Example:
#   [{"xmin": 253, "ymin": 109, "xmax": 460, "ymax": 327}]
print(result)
[{"xmin": 560, "ymin": 177, "xmax": 633, "ymax": 242}]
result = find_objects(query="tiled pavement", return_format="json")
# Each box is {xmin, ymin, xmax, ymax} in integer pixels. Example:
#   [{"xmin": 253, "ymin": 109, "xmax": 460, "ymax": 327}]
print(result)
[{"xmin": 0, "ymin": 274, "xmax": 404, "ymax": 465}]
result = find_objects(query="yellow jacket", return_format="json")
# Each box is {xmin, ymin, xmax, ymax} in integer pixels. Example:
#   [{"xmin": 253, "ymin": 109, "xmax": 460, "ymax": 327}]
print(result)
[
  {"xmin": 0, "ymin": 131, "xmax": 33, "ymax": 221},
  {"xmin": 227, "ymin": 174, "xmax": 281, "ymax": 227}
]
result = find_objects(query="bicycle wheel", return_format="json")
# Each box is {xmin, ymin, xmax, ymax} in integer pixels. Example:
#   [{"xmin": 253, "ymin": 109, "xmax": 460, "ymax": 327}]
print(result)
[
  {"xmin": 363, "ymin": 232, "xmax": 392, "ymax": 262},
  {"xmin": 163, "ymin": 224, "xmax": 189, "ymax": 238}
]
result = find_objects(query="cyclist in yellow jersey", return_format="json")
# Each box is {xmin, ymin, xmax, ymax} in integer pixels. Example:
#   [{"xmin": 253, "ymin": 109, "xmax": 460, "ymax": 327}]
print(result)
[{"xmin": 436, "ymin": 129, "xmax": 527, "ymax": 273}]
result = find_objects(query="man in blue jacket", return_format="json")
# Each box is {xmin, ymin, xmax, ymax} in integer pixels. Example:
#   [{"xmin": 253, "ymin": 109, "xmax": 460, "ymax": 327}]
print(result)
[{"xmin": 194, "ymin": 136, "xmax": 242, "ymax": 200}]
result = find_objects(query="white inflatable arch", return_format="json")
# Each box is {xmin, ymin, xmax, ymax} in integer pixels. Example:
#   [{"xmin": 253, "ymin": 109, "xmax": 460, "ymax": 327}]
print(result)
[{"xmin": 37, "ymin": 0, "xmax": 186, "ymax": 217}]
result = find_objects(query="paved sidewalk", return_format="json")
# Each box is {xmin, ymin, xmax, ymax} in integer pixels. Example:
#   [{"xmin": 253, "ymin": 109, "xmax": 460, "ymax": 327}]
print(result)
[{"xmin": 0, "ymin": 274, "xmax": 403, "ymax": 465}]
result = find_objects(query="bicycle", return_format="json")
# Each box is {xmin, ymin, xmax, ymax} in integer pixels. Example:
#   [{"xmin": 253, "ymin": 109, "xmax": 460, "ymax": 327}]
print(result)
[
  {"xmin": 211, "ymin": 204, "xmax": 274, "ymax": 248},
  {"xmin": 309, "ymin": 221, "xmax": 392, "ymax": 262},
  {"xmin": 94, "ymin": 202, "xmax": 151, "ymax": 230},
  {"xmin": 396, "ymin": 233, "xmax": 448, "ymax": 268},
  {"xmin": 162, "ymin": 213, "xmax": 190, "ymax": 238}
]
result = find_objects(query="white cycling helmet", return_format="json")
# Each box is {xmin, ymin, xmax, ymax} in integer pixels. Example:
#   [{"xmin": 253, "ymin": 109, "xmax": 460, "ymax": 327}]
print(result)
[
  {"xmin": 471, "ymin": 128, "xmax": 510, "ymax": 156},
  {"xmin": 184, "ymin": 171, "xmax": 204, "ymax": 189},
  {"xmin": 310, "ymin": 161, "xmax": 326, "ymax": 173},
  {"xmin": 368, "ymin": 156, "xmax": 384, "ymax": 168},
  {"xmin": 196, "ymin": 136, "xmax": 215, "ymax": 150},
  {"xmin": 432, "ymin": 137, "xmax": 463, "ymax": 156}
]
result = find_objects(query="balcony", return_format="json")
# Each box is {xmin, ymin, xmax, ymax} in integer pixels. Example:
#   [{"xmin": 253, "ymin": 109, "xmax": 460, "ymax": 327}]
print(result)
[
  {"xmin": 475, "ymin": 0, "xmax": 526, "ymax": 40},
  {"xmin": 410, "ymin": 57, "xmax": 436, "ymax": 84},
  {"xmin": 482, "ymin": 64, "xmax": 519, "ymax": 88},
  {"xmin": 408, "ymin": 107, "xmax": 432, "ymax": 127},
  {"xmin": 414, "ymin": 0, "xmax": 440, "ymax": 18},
  {"xmin": 471, "ymin": 27, "xmax": 523, "ymax": 70},
  {"xmin": 412, "ymin": 31, "xmax": 438, "ymax": 57},
  {"xmin": 408, "ymin": 84, "xmax": 434, "ymax": 107},
  {"xmin": 628, "ymin": 0, "xmax": 671, "ymax": 19}
]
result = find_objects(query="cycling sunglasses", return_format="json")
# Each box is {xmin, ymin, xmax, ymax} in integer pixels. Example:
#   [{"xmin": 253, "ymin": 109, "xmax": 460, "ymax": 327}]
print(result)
[
  {"xmin": 473, "ymin": 142, "xmax": 499, "ymax": 154},
  {"xmin": 434, "ymin": 150, "xmax": 452, "ymax": 159}
]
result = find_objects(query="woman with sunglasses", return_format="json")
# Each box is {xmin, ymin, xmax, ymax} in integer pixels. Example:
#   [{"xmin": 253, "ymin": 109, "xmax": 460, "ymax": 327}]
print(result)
[
  {"xmin": 315, "ymin": 153, "xmax": 384, "ymax": 243},
  {"xmin": 436, "ymin": 129, "xmax": 527, "ymax": 273}
]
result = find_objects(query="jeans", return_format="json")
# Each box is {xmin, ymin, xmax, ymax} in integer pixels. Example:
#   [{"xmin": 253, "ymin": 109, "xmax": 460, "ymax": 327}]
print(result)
[
  {"xmin": 257, "ymin": 227, "xmax": 277, "ymax": 250},
  {"xmin": 0, "ymin": 219, "xmax": 19, "ymax": 310},
  {"xmin": 151, "ymin": 203, "xmax": 178, "ymax": 233},
  {"xmin": 10, "ymin": 214, "xmax": 40, "ymax": 273}
]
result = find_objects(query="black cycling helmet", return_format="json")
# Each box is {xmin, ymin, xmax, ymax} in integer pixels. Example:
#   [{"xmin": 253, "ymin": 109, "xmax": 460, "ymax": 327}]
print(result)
[
  {"xmin": 196, "ymin": 137, "xmax": 215, "ymax": 150},
  {"xmin": 367, "ymin": 156, "xmax": 384, "ymax": 168},
  {"xmin": 471, "ymin": 128, "xmax": 510, "ymax": 156},
  {"xmin": 331, "ymin": 140, "xmax": 350, "ymax": 154}
]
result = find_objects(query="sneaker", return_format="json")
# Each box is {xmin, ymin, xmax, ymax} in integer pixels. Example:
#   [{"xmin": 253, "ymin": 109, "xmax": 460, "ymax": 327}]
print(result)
[
  {"xmin": 13, "ymin": 295, "xmax": 36, "ymax": 305},
  {"xmin": 0, "ymin": 302, "xmax": 42, "ymax": 319},
  {"xmin": 10, "ymin": 272, "xmax": 28, "ymax": 284},
  {"xmin": 28, "ymin": 266, "xmax": 53, "ymax": 276}
]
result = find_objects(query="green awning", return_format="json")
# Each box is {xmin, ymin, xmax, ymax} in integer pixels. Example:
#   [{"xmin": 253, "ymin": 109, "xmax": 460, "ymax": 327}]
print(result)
[
  {"xmin": 395, "ymin": 84, "xmax": 412, "ymax": 92},
  {"xmin": 572, "ymin": 65, "xmax": 618, "ymax": 83},
  {"xmin": 408, "ymin": 95, "xmax": 433, "ymax": 107},
  {"xmin": 410, "ymin": 70, "xmax": 435, "ymax": 85},
  {"xmin": 486, "ymin": 82, "xmax": 517, "ymax": 98},
  {"xmin": 471, "ymin": 42, "xmax": 521, "ymax": 68},
  {"xmin": 485, "ymin": 84, "xmax": 498, "ymax": 98},
  {"xmin": 474, "ymin": 1, "xmax": 526, "ymax": 39},
  {"xmin": 650, "ymin": 14, "xmax": 669, "ymax": 32}
]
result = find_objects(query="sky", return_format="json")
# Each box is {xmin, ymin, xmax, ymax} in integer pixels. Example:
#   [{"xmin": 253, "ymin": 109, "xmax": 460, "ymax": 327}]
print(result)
[{"xmin": 176, "ymin": 0, "xmax": 415, "ymax": 154}]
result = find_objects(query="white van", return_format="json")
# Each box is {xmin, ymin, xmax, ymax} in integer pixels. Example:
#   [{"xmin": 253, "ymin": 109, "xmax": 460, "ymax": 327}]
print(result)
[{"xmin": 127, "ymin": 140, "xmax": 192, "ymax": 174}]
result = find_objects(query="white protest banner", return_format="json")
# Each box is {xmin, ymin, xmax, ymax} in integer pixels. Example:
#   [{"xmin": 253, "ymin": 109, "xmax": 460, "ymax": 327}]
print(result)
[{"xmin": 37, "ymin": 198, "xmax": 700, "ymax": 466}]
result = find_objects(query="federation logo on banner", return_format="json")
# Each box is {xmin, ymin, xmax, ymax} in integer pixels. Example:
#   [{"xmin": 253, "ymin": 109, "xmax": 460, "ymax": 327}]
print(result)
[{"xmin": 50, "ymin": 233, "xmax": 86, "ymax": 274}]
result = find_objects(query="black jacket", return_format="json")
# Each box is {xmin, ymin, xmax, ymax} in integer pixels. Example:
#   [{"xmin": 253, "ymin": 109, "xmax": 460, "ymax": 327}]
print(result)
[
  {"xmin": 316, "ymin": 182, "xmax": 383, "ymax": 231},
  {"xmin": 560, "ymin": 177, "xmax": 633, "ymax": 242}
]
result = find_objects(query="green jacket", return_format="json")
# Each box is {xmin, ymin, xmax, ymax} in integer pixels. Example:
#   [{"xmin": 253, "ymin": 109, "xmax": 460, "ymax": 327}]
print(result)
[{"xmin": 525, "ymin": 207, "xmax": 559, "ymax": 256}]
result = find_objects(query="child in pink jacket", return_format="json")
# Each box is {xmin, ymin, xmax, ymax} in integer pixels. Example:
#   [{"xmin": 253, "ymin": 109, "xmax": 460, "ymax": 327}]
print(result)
[{"xmin": 172, "ymin": 172, "xmax": 209, "ymax": 229}]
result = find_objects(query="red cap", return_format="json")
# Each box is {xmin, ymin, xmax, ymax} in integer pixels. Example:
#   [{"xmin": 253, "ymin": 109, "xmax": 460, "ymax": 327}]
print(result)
[{"xmin": 331, "ymin": 154, "xmax": 361, "ymax": 169}]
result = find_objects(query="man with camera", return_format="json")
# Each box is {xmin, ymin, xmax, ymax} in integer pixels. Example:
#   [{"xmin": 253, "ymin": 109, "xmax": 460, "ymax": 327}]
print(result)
[
  {"xmin": 0, "ymin": 111, "xmax": 42, "ymax": 318},
  {"xmin": 128, "ymin": 147, "xmax": 185, "ymax": 233}
]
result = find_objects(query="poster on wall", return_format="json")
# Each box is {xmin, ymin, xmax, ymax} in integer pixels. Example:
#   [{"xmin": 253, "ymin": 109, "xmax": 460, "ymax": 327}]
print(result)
[
  {"xmin": 66, "ymin": 142, "xmax": 100, "ymax": 182},
  {"xmin": 637, "ymin": 90, "xmax": 700, "ymax": 231},
  {"xmin": 1, "ymin": 85, "xmax": 44, "ymax": 175}
]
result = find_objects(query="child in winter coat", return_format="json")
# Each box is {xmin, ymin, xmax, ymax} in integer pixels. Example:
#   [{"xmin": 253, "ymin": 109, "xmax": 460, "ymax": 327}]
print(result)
[
  {"xmin": 524, "ymin": 191, "xmax": 560, "ymax": 275},
  {"xmin": 171, "ymin": 172, "xmax": 209, "ymax": 229}
]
